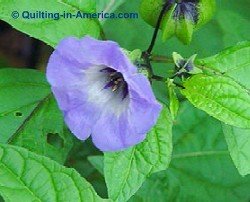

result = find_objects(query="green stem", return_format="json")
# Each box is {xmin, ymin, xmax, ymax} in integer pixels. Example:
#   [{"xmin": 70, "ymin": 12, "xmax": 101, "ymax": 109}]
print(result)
[
  {"xmin": 97, "ymin": 21, "xmax": 107, "ymax": 40},
  {"xmin": 151, "ymin": 75, "xmax": 184, "ymax": 89},
  {"xmin": 150, "ymin": 55, "xmax": 174, "ymax": 63},
  {"xmin": 146, "ymin": 2, "xmax": 171, "ymax": 54}
]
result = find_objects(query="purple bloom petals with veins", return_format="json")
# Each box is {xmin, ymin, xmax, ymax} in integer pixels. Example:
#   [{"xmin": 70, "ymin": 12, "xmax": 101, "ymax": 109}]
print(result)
[{"xmin": 46, "ymin": 36, "xmax": 162, "ymax": 151}]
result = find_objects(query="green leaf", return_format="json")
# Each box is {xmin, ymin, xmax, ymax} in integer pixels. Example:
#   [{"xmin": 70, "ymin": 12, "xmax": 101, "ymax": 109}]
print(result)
[
  {"xmin": 216, "ymin": 11, "xmax": 250, "ymax": 47},
  {"xmin": 130, "ymin": 102, "xmax": 250, "ymax": 202},
  {"xmin": 0, "ymin": 68, "xmax": 73, "ymax": 164},
  {"xmin": 0, "ymin": 195, "xmax": 3, "ymax": 202},
  {"xmin": 0, "ymin": 144, "xmax": 107, "ymax": 202},
  {"xmin": 62, "ymin": 0, "xmax": 96, "ymax": 13},
  {"xmin": 161, "ymin": 5, "xmax": 176, "ymax": 41},
  {"xmin": 0, "ymin": 0, "xmax": 100, "ymax": 47},
  {"xmin": 167, "ymin": 80, "xmax": 179, "ymax": 119},
  {"xmin": 0, "ymin": 69, "xmax": 50, "ymax": 142},
  {"xmin": 96, "ymin": 0, "xmax": 126, "ymax": 20},
  {"xmin": 222, "ymin": 124, "xmax": 250, "ymax": 176},
  {"xmin": 198, "ymin": 43, "xmax": 250, "ymax": 176},
  {"xmin": 199, "ymin": 42, "xmax": 250, "ymax": 89},
  {"xmin": 104, "ymin": 107, "xmax": 173, "ymax": 202},
  {"xmin": 88, "ymin": 156, "xmax": 104, "ymax": 175},
  {"xmin": 181, "ymin": 74, "xmax": 250, "ymax": 128},
  {"xmin": 65, "ymin": 140, "xmax": 107, "ymax": 198},
  {"xmin": 176, "ymin": 18, "xmax": 195, "ymax": 45},
  {"xmin": 139, "ymin": 0, "xmax": 162, "ymax": 28},
  {"xmin": 10, "ymin": 95, "xmax": 74, "ymax": 164},
  {"xmin": 198, "ymin": 0, "xmax": 216, "ymax": 27}
]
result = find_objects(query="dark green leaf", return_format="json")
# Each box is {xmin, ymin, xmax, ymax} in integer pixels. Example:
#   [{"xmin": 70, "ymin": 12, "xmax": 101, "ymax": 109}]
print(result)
[
  {"xmin": 0, "ymin": 68, "xmax": 73, "ymax": 164},
  {"xmin": 222, "ymin": 124, "xmax": 250, "ymax": 176},
  {"xmin": 216, "ymin": 11, "xmax": 250, "ymax": 47},
  {"xmin": 88, "ymin": 156, "xmax": 104, "ymax": 175}
]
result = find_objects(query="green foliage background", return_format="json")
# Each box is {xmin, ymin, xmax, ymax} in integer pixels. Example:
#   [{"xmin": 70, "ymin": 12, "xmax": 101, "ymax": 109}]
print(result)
[{"xmin": 0, "ymin": 0, "xmax": 249, "ymax": 201}]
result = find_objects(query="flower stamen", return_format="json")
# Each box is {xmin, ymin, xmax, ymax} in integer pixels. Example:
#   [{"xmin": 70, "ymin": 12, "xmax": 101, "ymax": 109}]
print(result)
[{"xmin": 101, "ymin": 67, "xmax": 129, "ymax": 99}]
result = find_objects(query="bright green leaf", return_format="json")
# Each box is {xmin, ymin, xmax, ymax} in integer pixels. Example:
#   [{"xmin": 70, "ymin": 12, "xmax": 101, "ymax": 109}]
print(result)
[
  {"xmin": 197, "ymin": 42, "xmax": 250, "ymax": 175},
  {"xmin": 222, "ymin": 124, "xmax": 250, "ymax": 176},
  {"xmin": 199, "ymin": 41, "xmax": 250, "ymax": 89},
  {"xmin": 161, "ymin": 5, "xmax": 176, "ymax": 41},
  {"xmin": 198, "ymin": 0, "xmax": 216, "ymax": 27},
  {"xmin": 0, "ymin": 68, "xmax": 73, "ymax": 164},
  {"xmin": 104, "ymin": 107, "xmax": 173, "ymax": 202},
  {"xmin": 0, "ymin": 0, "xmax": 100, "ymax": 47},
  {"xmin": 0, "ymin": 144, "xmax": 107, "ymax": 202},
  {"xmin": 62, "ymin": 0, "xmax": 96, "ymax": 13},
  {"xmin": 182, "ymin": 74, "xmax": 250, "ymax": 128},
  {"xmin": 139, "ymin": 0, "xmax": 162, "ymax": 28},
  {"xmin": 130, "ymin": 102, "xmax": 250, "ymax": 202},
  {"xmin": 176, "ymin": 18, "xmax": 194, "ymax": 45},
  {"xmin": 96, "ymin": 0, "xmax": 126, "ymax": 24},
  {"xmin": 65, "ymin": 140, "xmax": 108, "ymax": 198}
]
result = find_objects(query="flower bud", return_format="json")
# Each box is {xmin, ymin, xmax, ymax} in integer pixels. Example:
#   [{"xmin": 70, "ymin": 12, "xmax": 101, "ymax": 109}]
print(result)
[
  {"xmin": 173, "ymin": 52, "xmax": 202, "ymax": 77},
  {"xmin": 140, "ymin": 0, "xmax": 216, "ymax": 44}
]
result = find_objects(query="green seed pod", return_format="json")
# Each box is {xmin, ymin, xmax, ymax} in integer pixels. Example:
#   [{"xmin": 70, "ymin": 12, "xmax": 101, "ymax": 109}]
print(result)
[{"xmin": 140, "ymin": 0, "xmax": 216, "ymax": 44}]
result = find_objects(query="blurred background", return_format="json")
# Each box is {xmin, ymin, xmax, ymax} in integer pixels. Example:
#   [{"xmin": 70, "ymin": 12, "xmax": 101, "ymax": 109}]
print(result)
[{"xmin": 0, "ymin": 21, "xmax": 52, "ymax": 69}]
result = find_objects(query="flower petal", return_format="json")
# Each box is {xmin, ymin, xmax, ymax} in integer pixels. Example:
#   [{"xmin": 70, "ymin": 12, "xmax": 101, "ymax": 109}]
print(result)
[
  {"xmin": 76, "ymin": 36, "xmax": 137, "ymax": 74},
  {"xmin": 126, "ymin": 74, "xmax": 162, "ymax": 134},
  {"xmin": 46, "ymin": 36, "xmax": 162, "ymax": 152},
  {"xmin": 126, "ymin": 73, "xmax": 159, "ymax": 103},
  {"xmin": 64, "ymin": 102, "xmax": 101, "ymax": 141},
  {"xmin": 47, "ymin": 47, "xmax": 89, "ymax": 88},
  {"xmin": 129, "ymin": 98, "xmax": 162, "ymax": 134},
  {"xmin": 51, "ymin": 36, "xmax": 136, "ymax": 73},
  {"xmin": 51, "ymin": 86, "xmax": 102, "ymax": 140},
  {"xmin": 91, "ymin": 111, "xmax": 146, "ymax": 151},
  {"xmin": 51, "ymin": 86, "xmax": 87, "ymax": 111}
]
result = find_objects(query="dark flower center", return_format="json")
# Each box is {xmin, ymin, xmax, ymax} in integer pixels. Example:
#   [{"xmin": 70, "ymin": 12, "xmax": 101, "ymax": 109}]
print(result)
[
  {"xmin": 175, "ymin": 58, "xmax": 194, "ymax": 78},
  {"xmin": 100, "ymin": 67, "xmax": 129, "ymax": 100},
  {"xmin": 165, "ymin": 0, "xmax": 199, "ymax": 23}
]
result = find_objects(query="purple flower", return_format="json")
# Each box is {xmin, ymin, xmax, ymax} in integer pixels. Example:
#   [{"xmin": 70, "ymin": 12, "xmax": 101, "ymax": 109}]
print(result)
[{"xmin": 46, "ymin": 36, "xmax": 161, "ymax": 151}]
